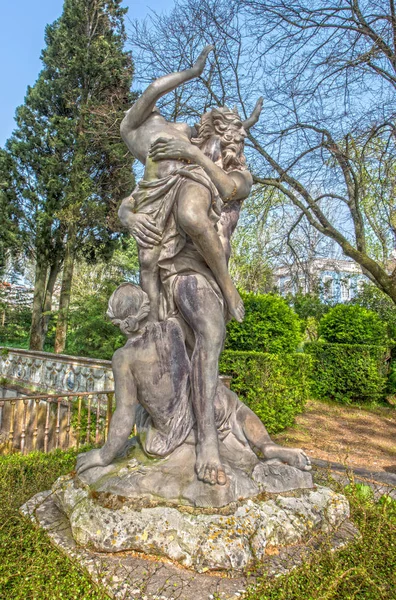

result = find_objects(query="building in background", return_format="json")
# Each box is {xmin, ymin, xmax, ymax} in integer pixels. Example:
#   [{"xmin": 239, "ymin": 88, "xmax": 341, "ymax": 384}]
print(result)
[
  {"xmin": 274, "ymin": 258, "xmax": 367, "ymax": 303},
  {"xmin": 0, "ymin": 282, "xmax": 34, "ymax": 308}
]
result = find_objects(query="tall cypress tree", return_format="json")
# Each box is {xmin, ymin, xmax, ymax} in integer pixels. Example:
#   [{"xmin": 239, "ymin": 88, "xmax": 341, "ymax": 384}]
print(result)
[
  {"xmin": 0, "ymin": 150, "xmax": 23, "ymax": 277},
  {"xmin": 5, "ymin": 0, "xmax": 135, "ymax": 351}
]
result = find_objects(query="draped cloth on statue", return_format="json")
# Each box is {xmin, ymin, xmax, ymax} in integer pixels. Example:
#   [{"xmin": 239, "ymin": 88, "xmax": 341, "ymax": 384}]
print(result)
[
  {"xmin": 131, "ymin": 164, "xmax": 224, "ymax": 320},
  {"xmin": 123, "ymin": 320, "xmax": 195, "ymax": 458}
]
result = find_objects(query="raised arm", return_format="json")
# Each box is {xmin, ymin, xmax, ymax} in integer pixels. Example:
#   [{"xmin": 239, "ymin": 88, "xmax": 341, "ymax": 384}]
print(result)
[{"xmin": 120, "ymin": 45, "xmax": 214, "ymax": 135}]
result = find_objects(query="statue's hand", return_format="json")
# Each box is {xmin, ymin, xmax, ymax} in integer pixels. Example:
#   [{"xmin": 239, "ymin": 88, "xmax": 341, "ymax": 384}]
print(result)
[
  {"xmin": 149, "ymin": 138, "xmax": 197, "ymax": 164},
  {"xmin": 192, "ymin": 45, "xmax": 215, "ymax": 75},
  {"xmin": 127, "ymin": 213, "xmax": 162, "ymax": 249}
]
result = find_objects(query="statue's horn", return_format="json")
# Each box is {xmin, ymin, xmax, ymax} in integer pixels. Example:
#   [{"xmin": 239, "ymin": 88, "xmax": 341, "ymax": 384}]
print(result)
[{"xmin": 242, "ymin": 97, "xmax": 264, "ymax": 130}]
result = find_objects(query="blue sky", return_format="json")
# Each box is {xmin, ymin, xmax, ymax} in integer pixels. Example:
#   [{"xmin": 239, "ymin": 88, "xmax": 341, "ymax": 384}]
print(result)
[{"xmin": 0, "ymin": 0, "xmax": 174, "ymax": 147}]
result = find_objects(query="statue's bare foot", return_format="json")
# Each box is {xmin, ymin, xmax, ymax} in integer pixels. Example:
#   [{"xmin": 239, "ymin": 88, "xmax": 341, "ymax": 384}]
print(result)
[
  {"xmin": 263, "ymin": 444, "xmax": 312, "ymax": 471},
  {"xmin": 224, "ymin": 283, "xmax": 245, "ymax": 323},
  {"xmin": 196, "ymin": 444, "xmax": 227, "ymax": 485},
  {"xmin": 76, "ymin": 449, "xmax": 110, "ymax": 474},
  {"xmin": 193, "ymin": 45, "xmax": 215, "ymax": 75}
]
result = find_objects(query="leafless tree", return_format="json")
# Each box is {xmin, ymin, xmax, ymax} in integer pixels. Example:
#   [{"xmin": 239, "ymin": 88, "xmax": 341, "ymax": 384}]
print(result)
[{"xmin": 128, "ymin": 0, "xmax": 396, "ymax": 302}]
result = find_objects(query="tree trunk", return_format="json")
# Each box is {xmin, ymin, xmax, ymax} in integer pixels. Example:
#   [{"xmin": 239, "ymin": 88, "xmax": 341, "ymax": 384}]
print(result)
[
  {"xmin": 54, "ymin": 232, "xmax": 76, "ymax": 354},
  {"xmin": 29, "ymin": 258, "xmax": 48, "ymax": 350},
  {"xmin": 41, "ymin": 258, "xmax": 61, "ymax": 342}
]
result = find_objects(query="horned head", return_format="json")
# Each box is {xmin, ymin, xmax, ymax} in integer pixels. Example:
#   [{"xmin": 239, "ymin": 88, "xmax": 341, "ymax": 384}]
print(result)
[{"xmin": 241, "ymin": 97, "xmax": 263, "ymax": 131}]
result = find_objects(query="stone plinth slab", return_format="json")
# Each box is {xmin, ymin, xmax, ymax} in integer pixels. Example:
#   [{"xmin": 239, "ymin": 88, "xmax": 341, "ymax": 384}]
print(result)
[{"xmin": 77, "ymin": 437, "xmax": 314, "ymax": 509}]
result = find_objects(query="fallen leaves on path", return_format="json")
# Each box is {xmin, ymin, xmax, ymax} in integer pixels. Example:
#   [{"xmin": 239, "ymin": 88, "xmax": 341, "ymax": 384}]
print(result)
[{"xmin": 273, "ymin": 400, "xmax": 396, "ymax": 473}]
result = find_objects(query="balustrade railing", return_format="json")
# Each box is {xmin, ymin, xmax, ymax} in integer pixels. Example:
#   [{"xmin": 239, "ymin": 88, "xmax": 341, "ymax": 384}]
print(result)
[{"xmin": 0, "ymin": 391, "xmax": 114, "ymax": 454}]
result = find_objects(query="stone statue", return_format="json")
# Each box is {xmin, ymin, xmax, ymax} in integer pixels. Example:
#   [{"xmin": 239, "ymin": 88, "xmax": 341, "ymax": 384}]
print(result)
[
  {"xmin": 26, "ymin": 47, "xmax": 351, "ymax": 580},
  {"xmin": 77, "ymin": 44, "xmax": 312, "ymax": 490},
  {"xmin": 116, "ymin": 46, "xmax": 266, "ymax": 485}
]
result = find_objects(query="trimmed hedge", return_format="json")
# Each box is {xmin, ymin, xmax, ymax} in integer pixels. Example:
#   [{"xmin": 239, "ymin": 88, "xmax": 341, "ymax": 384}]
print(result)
[
  {"xmin": 305, "ymin": 342, "xmax": 389, "ymax": 404},
  {"xmin": 225, "ymin": 292, "xmax": 303, "ymax": 354},
  {"xmin": 219, "ymin": 350, "xmax": 312, "ymax": 433},
  {"xmin": 319, "ymin": 304, "xmax": 388, "ymax": 345}
]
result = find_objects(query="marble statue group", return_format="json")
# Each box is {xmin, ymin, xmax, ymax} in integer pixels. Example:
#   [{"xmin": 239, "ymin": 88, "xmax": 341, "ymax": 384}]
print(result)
[
  {"xmin": 76, "ymin": 45, "xmax": 311, "ymax": 492},
  {"xmin": 24, "ymin": 47, "xmax": 352, "ymax": 580}
]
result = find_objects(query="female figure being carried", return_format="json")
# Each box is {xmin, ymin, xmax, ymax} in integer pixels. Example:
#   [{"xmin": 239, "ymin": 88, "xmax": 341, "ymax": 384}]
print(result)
[
  {"xmin": 119, "ymin": 45, "xmax": 259, "ymax": 323},
  {"xmin": 118, "ymin": 46, "xmax": 262, "ymax": 486}
]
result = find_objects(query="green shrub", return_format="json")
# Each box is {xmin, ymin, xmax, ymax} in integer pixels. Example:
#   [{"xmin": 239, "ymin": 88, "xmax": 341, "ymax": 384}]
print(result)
[
  {"xmin": 350, "ymin": 281, "xmax": 396, "ymax": 342},
  {"xmin": 225, "ymin": 292, "xmax": 303, "ymax": 353},
  {"xmin": 0, "ymin": 305, "xmax": 32, "ymax": 347},
  {"xmin": 319, "ymin": 304, "xmax": 388, "ymax": 345},
  {"xmin": 387, "ymin": 350, "xmax": 396, "ymax": 394},
  {"xmin": 305, "ymin": 342, "xmax": 389, "ymax": 403},
  {"xmin": 219, "ymin": 350, "xmax": 312, "ymax": 433}
]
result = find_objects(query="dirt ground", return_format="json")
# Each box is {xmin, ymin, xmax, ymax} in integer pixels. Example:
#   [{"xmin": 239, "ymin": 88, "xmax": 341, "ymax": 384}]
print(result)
[{"xmin": 272, "ymin": 399, "xmax": 396, "ymax": 473}]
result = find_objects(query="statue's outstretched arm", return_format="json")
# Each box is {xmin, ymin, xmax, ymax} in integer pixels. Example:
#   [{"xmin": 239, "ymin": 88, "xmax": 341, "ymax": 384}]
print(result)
[
  {"xmin": 75, "ymin": 350, "xmax": 138, "ymax": 474},
  {"xmin": 100, "ymin": 350, "xmax": 138, "ymax": 460},
  {"xmin": 121, "ymin": 45, "xmax": 214, "ymax": 134}
]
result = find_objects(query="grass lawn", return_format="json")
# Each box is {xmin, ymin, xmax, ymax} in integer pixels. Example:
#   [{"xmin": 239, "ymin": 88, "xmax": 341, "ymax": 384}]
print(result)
[{"xmin": 0, "ymin": 449, "xmax": 395, "ymax": 599}]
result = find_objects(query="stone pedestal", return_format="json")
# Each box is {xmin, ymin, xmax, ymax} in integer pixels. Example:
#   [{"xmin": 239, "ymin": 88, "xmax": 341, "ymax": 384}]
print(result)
[
  {"xmin": 50, "ymin": 474, "xmax": 349, "ymax": 573},
  {"xmin": 21, "ymin": 437, "xmax": 352, "ymax": 577},
  {"xmin": 20, "ymin": 487, "xmax": 358, "ymax": 600}
]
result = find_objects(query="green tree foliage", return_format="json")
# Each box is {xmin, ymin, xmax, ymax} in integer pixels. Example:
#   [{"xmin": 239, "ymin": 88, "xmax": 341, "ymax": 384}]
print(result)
[
  {"xmin": 225, "ymin": 292, "xmax": 302, "ymax": 354},
  {"xmin": 65, "ymin": 237, "xmax": 139, "ymax": 358},
  {"xmin": 65, "ymin": 279, "xmax": 125, "ymax": 359},
  {"xmin": 220, "ymin": 351, "xmax": 311, "ymax": 433},
  {"xmin": 319, "ymin": 304, "xmax": 388, "ymax": 346},
  {"xmin": 0, "ymin": 151, "xmax": 23, "ymax": 277},
  {"xmin": 351, "ymin": 282, "xmax": 396, "ymax": 343},
  {"xmin": 289, "ymin": 292, "xmax": 330, "ymax": 324},
  {"xmin": 287, "ymin": 291, "xmax": 331, "ymax": 341},
  {"xmin": 4, "ymin": 0, "xmax": 135, "ymax": 352},
  {"xmin": 306, "ymin": 342, "xmax": 388, "ymax": 404},
  {"xmin": 228, "ymin": 188, "xmax": 279, "ymax": 294}
]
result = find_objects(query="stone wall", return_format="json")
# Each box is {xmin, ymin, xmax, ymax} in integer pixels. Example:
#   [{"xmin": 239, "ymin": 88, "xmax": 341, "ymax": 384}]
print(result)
[{"xmin": 0, "ymin": 347, "xmax": 114, "ymax": 393}]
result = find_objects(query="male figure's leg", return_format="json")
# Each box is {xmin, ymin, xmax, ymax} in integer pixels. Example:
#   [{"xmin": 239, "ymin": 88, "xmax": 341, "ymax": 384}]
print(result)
[{"xmin": 174, "ymin": 274, "xmax": 227, "ymax": 485}]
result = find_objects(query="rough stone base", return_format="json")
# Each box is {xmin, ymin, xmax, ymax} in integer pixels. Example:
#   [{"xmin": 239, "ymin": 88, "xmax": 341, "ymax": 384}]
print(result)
[
  {"xmin": 21, "ymin": 490, "xmax": 358, "ymax": 600},
  {"xmin": 23, "ymin": 472, "xmax": 352, "ymax": 575}
]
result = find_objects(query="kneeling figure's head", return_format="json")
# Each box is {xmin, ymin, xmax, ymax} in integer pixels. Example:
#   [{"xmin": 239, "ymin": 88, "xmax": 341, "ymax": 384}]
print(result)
[{"xmin": 107, "ymin": 283, "xmax": 150, "ymax": 336}]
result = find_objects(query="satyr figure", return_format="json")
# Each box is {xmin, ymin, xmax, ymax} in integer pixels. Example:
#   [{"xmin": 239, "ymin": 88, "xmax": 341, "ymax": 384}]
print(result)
[
  {"xmin": 76, "ymin": 284, "xmax": 311, "ymax": 476},
  {"xmin": 118, "ymin": 46, "xmax": 264, "ymax": 485}
]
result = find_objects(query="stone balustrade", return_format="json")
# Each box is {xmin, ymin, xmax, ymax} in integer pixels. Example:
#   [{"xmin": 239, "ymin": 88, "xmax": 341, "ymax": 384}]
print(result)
[
  {"xmin": 0, "ymin": 347, "xmax": 114, "ymax": 394},
  {"xmin": 0, "ymin": 346, "xmax": 231, "ymax": 396}
]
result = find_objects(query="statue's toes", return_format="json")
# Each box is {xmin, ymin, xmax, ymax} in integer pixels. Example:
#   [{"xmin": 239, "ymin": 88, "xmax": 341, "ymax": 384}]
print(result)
[
  {"xmin": 297, "ymin": 450, "xmax": 311, "ymax": 471},
  {"xmin": 75, "ymin": 455, "xmax": 84, "ymax": 467},
  {"xmin": 202, "ymin": 466, "xmax": 216, "ymax": 485},
  {"xmin": 302, "ymin": 453, "xmax": 312, "ymax": 471},
  {"xmin": 196, "ymin": 464, "xmax": 206, "ymax": 481},
  {"xmin": 209, "ymin": 467, "xmax": 218, "ymax": 485},
  {"xmin": 217, "ymin": 469, "xmax": 227, "ymax": 486},
  {"xmin": 75, "ymin": 459, "xmax": 85, "ymax": 473}
]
